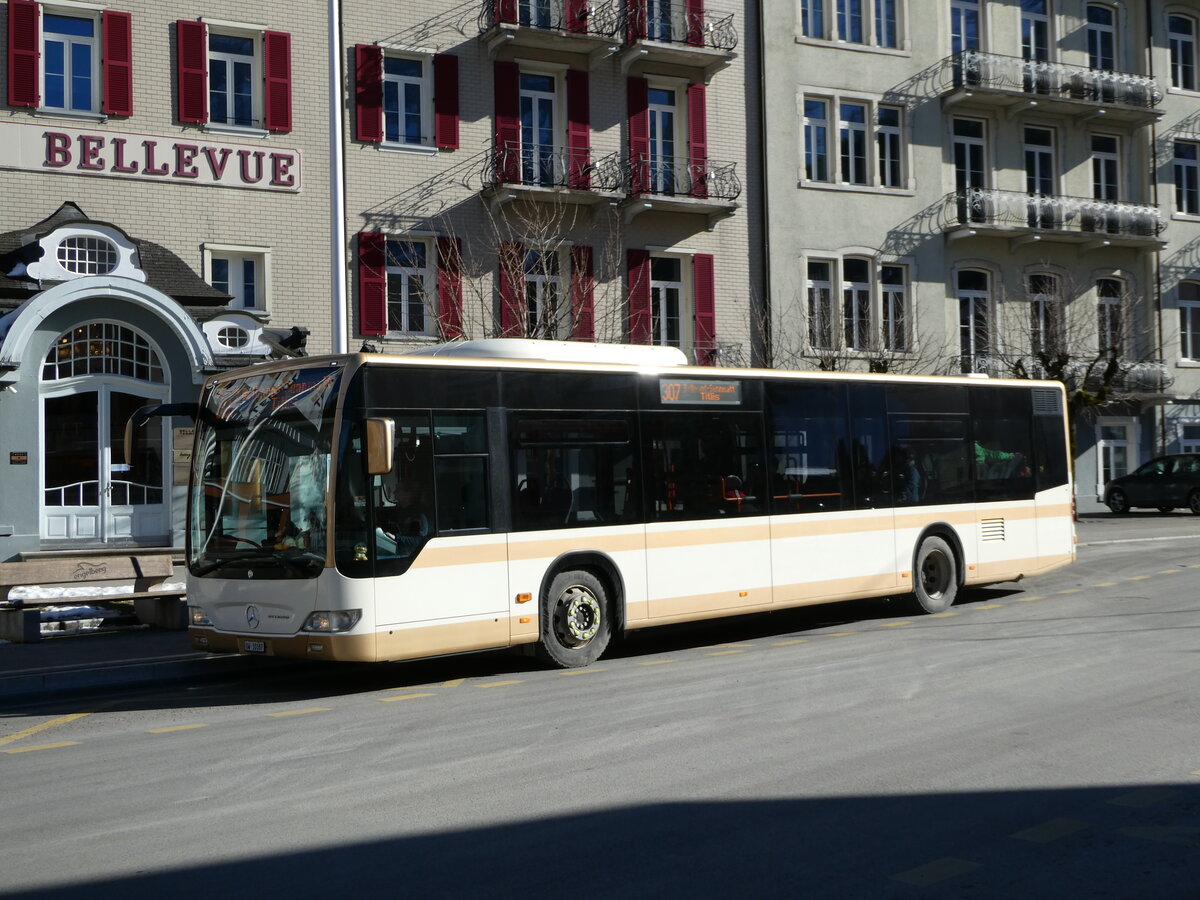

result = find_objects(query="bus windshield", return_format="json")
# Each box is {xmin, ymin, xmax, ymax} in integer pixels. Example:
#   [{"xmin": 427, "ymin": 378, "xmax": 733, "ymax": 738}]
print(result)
[{"xmin": 188, "ymin": 365, "xmax": 342, "ymax": 579}]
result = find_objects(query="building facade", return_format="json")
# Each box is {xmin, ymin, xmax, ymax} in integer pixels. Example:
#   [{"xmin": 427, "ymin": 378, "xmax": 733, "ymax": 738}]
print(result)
[{"xmin": 762, "ymin": 0, "xmax": 1200, "ymax": 512}]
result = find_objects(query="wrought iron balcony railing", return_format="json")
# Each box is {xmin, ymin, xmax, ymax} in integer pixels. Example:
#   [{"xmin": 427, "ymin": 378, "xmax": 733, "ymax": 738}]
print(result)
[
  {"xmin": 1069, "ymin": 359, "xmax": 1171, "ymax": 395},
  {"xmin": 478, "ymin": 0, "xmax": 622, "ymax": 37},
  {"xmin": 482, "ymin": 143, "xmax": 624, "ymax": 193},
  {"xmin": 942, "ymin": 50, "xmax": 1162, "ymax": 111},
  {"xmin": 626, "ymin": 153, "xmax": 741, "ymax": 201},
  {"xmin": 944, "ymin": 189, "xmax": 1164, "ymax": 239},
  {"xmin": 622, "ymin": 3, "xmax": 737, "ymax": 51}
]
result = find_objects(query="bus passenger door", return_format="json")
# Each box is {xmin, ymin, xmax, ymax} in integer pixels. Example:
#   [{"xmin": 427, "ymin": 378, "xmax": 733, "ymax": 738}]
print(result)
[{"xmin": 642, "ymin": 413, "xmax": 772, "ymax": 619}]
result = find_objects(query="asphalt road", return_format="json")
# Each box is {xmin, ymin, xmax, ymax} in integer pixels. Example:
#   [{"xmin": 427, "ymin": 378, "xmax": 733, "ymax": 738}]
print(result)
[{"xmin": 2, "ymin": 514, "xmax": 1199, "ymax": 898}]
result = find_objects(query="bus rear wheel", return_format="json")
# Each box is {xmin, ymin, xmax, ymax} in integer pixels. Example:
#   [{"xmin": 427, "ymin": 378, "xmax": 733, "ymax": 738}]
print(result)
[
  {"xmin": 913, "ymin": 536, "xmax": 958, "ymax": 614},
  {"xmin": 537, "ymin": 569, "xmax": 611, "ymax": 669}
]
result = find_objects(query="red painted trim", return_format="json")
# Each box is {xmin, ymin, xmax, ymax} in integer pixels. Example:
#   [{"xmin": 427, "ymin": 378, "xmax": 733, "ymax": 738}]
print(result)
[
  {"xmin": 176, "ymin": 20, "xmax": 207, "ymax": 123},
  {"xmin": 693, "ymin": 253, "xmax": 716, "ymax": 364},
  {"xmin": 263, "ymin": 30, "xmax": 292, "ymax": 132},
  {"xmin": 354, "ymin": 44, "xmax": 383, "ymax": 143},
  {"xmin": 101, "ymin": 10, "xmax": 133, "ymax": 116},
  {"xmin": 499, "ymin": 242, "xmax": 524, "ymax": 337},
  {"xmin": 566, "ymin": 69, "xmax": 590, "ymax": 189},
  {"xmin": 494, "ymin": 61, "xmax": 520, "ymax": 183},
  {"xmin": 358, "ymin": 232, "xmax": 387, "ymax": 336},
  {"xmin": 687, "ymin": 82, "xmax": 708, "ymax": 198},
  {"xmin": 433, "ymin": 54, "xmax": 459, "ymax": 150},
  {"xmin": 627, "ymin": 77, "xmax": 649, "ymax": 195},
  {"xmin": 7, "ymin": 0, "xmax": 40, "ymax": 109},
  {"xmin": 437, "ymin": 237, "xmax": 464, "ymax": 340},
  {"xmin": 627, "ymin": 249, "xmax": 651, "ymax": 344},
  {"xmin": 570, "ymin": 246, "xmax": 595, "ymax": 341}
]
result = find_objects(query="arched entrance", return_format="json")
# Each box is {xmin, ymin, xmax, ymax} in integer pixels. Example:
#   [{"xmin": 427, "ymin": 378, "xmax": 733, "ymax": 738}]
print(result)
[{"xmin": 39, "ymin": 322, "xmax": 169, "ymax": 543}]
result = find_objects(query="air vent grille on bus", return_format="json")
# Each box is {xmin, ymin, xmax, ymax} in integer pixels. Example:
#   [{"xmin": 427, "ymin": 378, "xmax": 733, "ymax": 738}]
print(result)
[
  {"xmin": 1032, "ymin": 388, "xmax": 1063, "ymax": 416},
  {"xmin": 980, "ymin": 518, "xmax": 1006, "ymax": 542}
]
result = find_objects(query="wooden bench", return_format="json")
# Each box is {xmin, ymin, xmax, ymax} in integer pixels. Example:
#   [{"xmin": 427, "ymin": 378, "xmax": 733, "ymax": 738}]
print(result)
[{"xmin": 0, "ymin": 555, "xmax": 186, "ymax": 643}]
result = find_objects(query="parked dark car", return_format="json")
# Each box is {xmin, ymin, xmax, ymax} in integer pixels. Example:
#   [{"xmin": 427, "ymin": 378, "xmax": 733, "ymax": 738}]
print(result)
[{"xmin": 1104, "ymin": 454, "xmax": 1200, "ymax": 514}]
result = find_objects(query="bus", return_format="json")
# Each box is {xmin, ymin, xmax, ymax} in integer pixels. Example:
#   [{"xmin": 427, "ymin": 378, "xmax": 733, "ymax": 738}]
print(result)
[{"xmin": 177, "ymin": 339, "xmax": 1075, "ymax": 668}]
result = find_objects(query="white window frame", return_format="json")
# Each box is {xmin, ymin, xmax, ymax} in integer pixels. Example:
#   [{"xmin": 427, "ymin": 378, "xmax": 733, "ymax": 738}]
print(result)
[
  {"xmin": 880, "ymin": 263, "xmax": 908, "ymax": 351},
  {"xmin": 1096, "ymin": 417, "xmax": 1138, "ymax": 500},
  {"xmin": 1024, "ymin": 125, "xmax": 1057, "ymax": 196},
  {"xmin": 803, "ymin": 97, "xmax": 831, "ymax": 183},
  {"xmin": 1180, "ymin": 282, "xmax": 1200, "ymax": 360},
  {"xmin": 1179, "ymin": 421, "xmax": 1200, "ymax": 454},
  {"xmin": 806, "ymin": 258, "xmax": 835, "ymax": 350},
  {"xmin": 876, "ymin": 104, "xmax": 903, "ymax": 188},
  {"xmin": 523, "ymin": 247, "xmax": 566, "ymax": 340},
  {"xmin": 874, "ymin": 0, "xmax": 898, "ymax": 48},
  {"xmin": 957, "ymin": 268, "xmax": 991, "ymax": 373},
  {"xmin": 206, "ymin": 26, "xmax": 261, "ymax": 131},
  {"xmin": 837, "ymin": 0, "xmax": 865, "ymax": 43},
  {"xmin": 801, "ymin": 0, "xmax": 827, "ymax": 39},
  {"xmin": 1170, "ymin": 13, "xmax": 1198, "ymax": 91},
  {"xmin": 952, "ymin": 116, "xmax": 988, "ymax": 193},
  {"xmin": 40, "ymin": 5, "xmax": 100, "ymax": 115},
  {"xmin": 385, "ymin": 237, "xmax": 434, "ymax": 337},
  {"xmin": 1029, "ymin": 273, "xmax": 1062, "ymax": 356},
  {"xmin": 383, "ymin": 53, "xmax": 432, "ymax": 148},
  {"xmin": 1091, "ymin": 133, "xmax": 1120, "ymax": 201},
  {"xmin": 839, "ymin": 101, "xmax": 869, "ymax": 186},
  {"xmin": 950, "ymin": 0, "xmax": 981, "ymax": 54},
  {"xmin": 1086, "ymin": 4, "xmax": 1116, "ymax": 71},
  {"xmin": 649, "ymin": 253, "xmax": 690, "ymax": 351},
  {"xmin": 1021, "ymin": 0, "xmax": 1051, "ymax": 63},
  {"xmin": 800, "ymin": 0, "xmax": 904, "ymax": 49},
  {"xmin": 203, "ymin": 243, "xmax": 271, "ymax": 313},
  {"xmin": 647, "ymin": 78, "xmax": 687, "ymax": 196},
  {"xmin": 803, "ymin": 93, "xmax": 905, "ymax": 190},
  {"xmin": 841, "ymin": 257, "xmax": 872, "ymax": 350},
  {"xmin": 1096, "ymin": 277, "xmax": 1124, "ymax": 357},
  {"xmin": 1175, "ymin": 140, "xmax": 1200, "ymax": 215}
]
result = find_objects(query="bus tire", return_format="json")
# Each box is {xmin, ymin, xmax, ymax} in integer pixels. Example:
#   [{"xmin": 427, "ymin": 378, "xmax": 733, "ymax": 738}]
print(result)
[
  {"xmin": 536, "ymin": 569, "xmax": 611, "ymax": 669},
  {"xmin": 912, "ymin": 535, "xmax": 958, "ymax": 614}
]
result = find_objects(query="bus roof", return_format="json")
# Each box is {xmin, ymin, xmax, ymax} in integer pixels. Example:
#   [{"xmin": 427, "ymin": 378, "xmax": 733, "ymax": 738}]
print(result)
[{"xmin": 400, "ymin": 339, "xmax": 689, "ymax": 367}]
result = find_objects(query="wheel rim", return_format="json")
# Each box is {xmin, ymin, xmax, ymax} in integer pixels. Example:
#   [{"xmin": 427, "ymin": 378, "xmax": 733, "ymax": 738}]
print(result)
[
  {"xmin": 922, "ymin": 550, "xmax": 951, "ymax": 599},
  {"xmin": 1191, "ymin": 493, "xmax": 1200, "ymax": 514},
  {"xmin": 553, "ymin": 584, "xmax": 601, "ymax": 648},
  {"xmin": 1110, "ymin": 490, "xmax": 1126, "ymax": 512}
]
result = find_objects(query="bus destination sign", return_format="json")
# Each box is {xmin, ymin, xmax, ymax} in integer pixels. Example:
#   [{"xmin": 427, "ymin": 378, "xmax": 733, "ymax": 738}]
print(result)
[{"xmin": 659, "ymin": 378, "xmax": 742, "ymax": 405}]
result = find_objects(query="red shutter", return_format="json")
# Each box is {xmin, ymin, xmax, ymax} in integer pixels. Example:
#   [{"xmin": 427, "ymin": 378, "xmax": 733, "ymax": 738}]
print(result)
[
  {"xmin": 627, "ymin": 77, "xmax": 649, "ymax": 195},
  {"xmin": 437, "ymin": 237, "xmax": 464, "ymax": 340},
  {"xmin": 566, "ymin": 70, "xmax": 590, "ymax": 189},
  {"xmin": 625, "ymin": 0, "xmax": 646, "ymax": 42},
  {"xmin": 685, "ymin": 0, "xmax": 705, "ymax": 46},
  {"xmin": 176, "ymin": 20, "xmax": 207, "ymax": 123},
  {"xmin": 566, "ymin": 0, "xmax": 589, "ymax": 33},
  {"xmin": 354, "ymin": 44, "xmax": 382, "ymax": 142},
  {"xmin": 101, "ymin": 10, "xmax": 133, "ymax": 116},
  {"xmin": 496, "ymin": 0, "xmax": 517, "ymax": 24},
  {"xmin": 358, "ymin": 232, "xmax": 387, "ymax": 336},
  {"xmin": 570, "ymin": 246, "xmax": 595, "ymax": 342},
  {"xmin": 433, "ymin": 54, "xmax": 459, "ymax": 149},
  {"xmin": 494, "ymin": 61, "xmax": 520, "ymax": 183},
  {"xmin": 7, "ymin": 0, "xmax": 40, "ymax": 109},
  {"xmin": 693, "ymin": 254, "xmax": 716, "ymax": 364},
  {"xmin": 499, "ymin": 242, "xmax": 524, "ymax": 337},
  {"xmin": 687, "ymin": 83, "xmax": 708, "ymax": 198},
  {"xmin": 263, "ymin": 30, "xmax": 291, "ymax": 132},
  {"xmin": 627, "ymin": 249, "xmax": 651, "ymax": 344}
]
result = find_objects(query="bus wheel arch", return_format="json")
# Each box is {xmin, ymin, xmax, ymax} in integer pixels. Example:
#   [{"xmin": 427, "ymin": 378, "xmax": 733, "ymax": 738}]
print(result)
[
  {"xmin": 910, "ymin": 525, "xmax": 963, "ymax": 615},
  {"xmin": 535, "ymin": 552, "xmax": 622, "ymax": 668}
]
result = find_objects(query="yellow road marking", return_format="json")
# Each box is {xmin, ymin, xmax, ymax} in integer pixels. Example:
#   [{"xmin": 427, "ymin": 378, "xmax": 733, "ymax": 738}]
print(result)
[
  {"xmin": 707, "ymin": 650, "xmax": 745, "ymax": 656},
  {"xmin": 881, "ymin": 621, "xmax": 911, "ymax": 627},
  {"xmin": 559, "ymin": 668, "xmax": 607, "ymax": 675},
  {"xmin": 266, "ymin": 708, "xmax": 331, "ymax": 718},
  {"xmin": 973, "ymin": 603, "xmax": 1005, "ymax": 609},
  {"xmin": 891, "ymin": 858, "xmax": 980, "ymax": 887},
  {"xmin": 772, "ymin": 639, "xmax": 808, "ymax": 646},
  {"xmin": 0, "ymin": 712, "xmax": 91, "ymax": 748},
  {"xmin": 1011, "ymin": 818, "xmax": 1089, "ymax": 844},
  {"xmin": 1126, "ymin": 575, "xmax": 1150, "ymax": 581},
  {"xmin": 1107, "ymin": 787, "xmax": 1177, "ymax": 808},
  {"xmin": 376, "ymin": 693, "xmax": 436, "ymax": 702},
  {"xmin": 1057, "ymin": 589, "xmax": 1082, "ymax": 595},
  {"xmin": 1093, "ymin": 583, "xmax": 1118, "ymax": 587},
  {"xmin": 147, "ymin": 724, "xmax": 208, "ymax": 734},
  {"xmin": 930, "ymin": 612, "xmax": 959, "ymax": 617},
  {"xmin": 703, "ymin": 643, "xmax": 754, "ymax": 649},
  {"xmin": 825, "ymin": 631, "xmax": 856, "ymax": 637},
  {"xmin": 475, "ymin": 680, "xmax": 523, "ymax": 688},
  {"xmin": 2, "ymin": 741, "xmax": 81, "ymax": 754},
  {"xmin": 638, "ymin": 659, "xmax": 673, "ymax": 666},
  {"xmin": 1158, "ymin": 569, "xmax": 1180, "ymax": 575}
]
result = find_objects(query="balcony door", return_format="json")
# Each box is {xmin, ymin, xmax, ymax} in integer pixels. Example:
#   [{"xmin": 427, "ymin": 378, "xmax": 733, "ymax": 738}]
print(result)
[
  {"xmin": 519, "ymin": 72, "xmax": 557, "ymax": 186},
  {"xmin": 648, "ymin": 86, "xmax": 678, "ymax": 194}
]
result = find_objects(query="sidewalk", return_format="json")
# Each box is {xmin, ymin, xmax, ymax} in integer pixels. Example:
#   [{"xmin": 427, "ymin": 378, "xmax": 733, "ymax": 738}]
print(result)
[{"xmin": 0, "ymin": 626, "xmax": 282, "ymax": 701}]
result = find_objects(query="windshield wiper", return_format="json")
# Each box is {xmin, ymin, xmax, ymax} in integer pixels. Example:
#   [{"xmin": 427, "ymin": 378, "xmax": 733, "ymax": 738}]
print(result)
[{"xmin": 192, "ymin": 549, "xmax": 323, "ymax": 577}]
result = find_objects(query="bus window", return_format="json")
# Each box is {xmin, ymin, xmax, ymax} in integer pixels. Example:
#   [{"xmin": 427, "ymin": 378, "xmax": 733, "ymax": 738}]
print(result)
[
  {"xmin": 1032, "ymin": 388, "xmax": 1069, "ymax": 491},
  {"xmin": 971, "ymin": 387, "xmax": 1035, "ymax": 501},
  {"xmin": 848, "ymin": 383, "xmax": 892, "ymax": 508},
  {"xmin": 642, "ymin": 413, "xmax": 766, "ymax": 521},
  {"xmin": 888, "ymin": 417, "xmax": 972, "ymax": 506},
  {"xmin": 434, "ymin": 411, "xmax": 489, "ymax": 532},
  {"xmin": 373, "ymin": 414, "xmax": 434, "ymax": 575},
  {"xmin": 766, "ymin": 381, "xmax": 847, "ymax": 514}
]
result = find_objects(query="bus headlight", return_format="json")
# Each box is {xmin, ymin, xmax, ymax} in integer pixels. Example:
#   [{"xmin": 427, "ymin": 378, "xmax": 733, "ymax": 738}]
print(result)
[
  {"xmin": 189, "ymin": 606, "xmax": 212, "ymax": 627},
  {"xmin": 301, "ymin": 609, "xmax": 362, "ymax": 633}
]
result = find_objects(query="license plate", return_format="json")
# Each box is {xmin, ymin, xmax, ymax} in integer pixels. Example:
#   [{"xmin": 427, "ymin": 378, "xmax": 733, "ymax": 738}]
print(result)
[{"xmin": 243, "ymin": 640, "xmax": 266, "ymax": 653}]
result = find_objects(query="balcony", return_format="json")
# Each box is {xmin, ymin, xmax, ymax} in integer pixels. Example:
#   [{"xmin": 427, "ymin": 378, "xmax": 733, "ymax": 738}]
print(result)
[
  {"xmin": 1069, "ymin": 359, "xmax": 1172, "ymax": 400},
  {"xmin": 940, "ymin": 51, "xmax": 1162, "ymax": 125},
  {"xmin": 480, "ymin": 143, "xmax": 624, "ymax": 211},
  {"xmin": 617, "ymin": 4, "xmax": 737, "ymax": 79},
  {"xmin": 478, "ymin": 0, "xmax": 622, "ymax": 63},
  {"xmin": 941, "ymin": 190, "xmax": 1165, "ymax": 252},
  {"xmin": 620, "ymin": 153, "xmax": 740, "ymax": 228}
]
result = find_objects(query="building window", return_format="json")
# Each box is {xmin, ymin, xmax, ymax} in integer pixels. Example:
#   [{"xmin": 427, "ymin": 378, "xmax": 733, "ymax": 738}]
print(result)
[
  {"xmin": 1025, "ymin": 126, "xmax": 1057, "ymax": 227},
  {"xmin": 838, "ymin": 0, "xmax": 864, "ymax": 43},
  {"xmin": 839, "ymin": 102, "xmax": 868, "ymax": 186},
  {"xmin": 951, "ymin": 0, "xmax": 980, "ymax": 54},
  {"xmin": 647, "ymin": 85, "xmax": 681, "ymax": 195},
  {"xmin": 524, "ymin": 248, "xmax": 564, "ymax": 339},
  {"xmin": 958, "ymin": 268, "xmax": 990, "ymax": 373},
  {"xmin": 1097, "ymin": 420, "xmax": 1134, "ymax": 498},
  {"xmin": 42, "ymin": 323, "xmax": 164, "ymax": 383},
  {"xmin": 1086, "ymin": 5, "xmax": 1116, "ymax": 72},
  {"xmin": 1097, "ymin": 278, "xmax": 1123, "ymax": 357},
  {"xmin": 1181, "ymin": 282, "xmax": 1200, "ymax": 360},
  {"xmin": 208, "ymin": 32, "xmax": 257, "ymax": 128},
  {"xmin": 1180, "ymin": 423, "xmax": 1200, "ymax": 453},
  {"xmin": 43, "ymin": 12, "xmax": 97, "ymax": 113},
  {"xmin": 802, "ymin": 0, "xmax": 901, "ymax": 47},
  {"xmin": 1029, "ymin": 273, "xmax": 1062, "ymax": 356},
  {"xmin": 804, "ymin": 99, "xmax": 830, "ymax": 182},
  {"xmin": 205, "ymin": 245, "xmax": 269, "ymax": 312},
  {"xmin": 1092, "ymin": 134, "xmax": 1119, "ymax": 200},
  {"xmin": 650, "ymin": 256, "xmax": 683, "ymax": 348},
  {"xmin": 520, "ymin": 72, "xmax": 559, "ymax": 186},
  {"xmin": 802, "ymin": 0, "xmax": 826, "ymax": 38},
  {"xmin": 877, "ymin": 105, "xmax": 903, "ymax": 188},
  {"xmin": 384, "ymin": 56, "xmax": 428, "ymax": 145},
  {"xmin": 56, "ymin": 236, "xmax": 117, "ymax": 275},
  {"xmin": 880, "ymin": 264, "xmax": 907, "ymax": 351},
  {"xmin": 386, "ymin": 240, "xmax": 432, "ymax": 336},
  {"xmin": 807, "ymin": 260, "xmax": 835, "ymax": 349},
  {"xmin": 1175, "ymin": 141, "xmax": 1200, "ymax": 215},
  {"xmin": 1170, "ymin": 15, "xmax": 1197, "ymax": 91},
  {"xmin": 875, "ymin": 0, "xmax": 898, "ymax": 47},
  {"xmin": 842, "ymin": 257, "xmax": 871, "ymax": 350},
  {"xmin": 176, "ymin": 21, "xmax": 291, "ymax": 132}
]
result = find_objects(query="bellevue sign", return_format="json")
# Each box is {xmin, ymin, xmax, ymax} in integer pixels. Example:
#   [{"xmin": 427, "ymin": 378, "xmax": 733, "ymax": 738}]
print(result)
[{"xmin": 0, "ymin": 121, "xmax": 301, "ymax": 193}]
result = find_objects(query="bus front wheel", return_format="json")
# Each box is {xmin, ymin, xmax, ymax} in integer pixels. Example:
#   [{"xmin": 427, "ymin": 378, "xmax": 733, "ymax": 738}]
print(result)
[
  {"xmin": 913, "ymin": 536, "xmax": 958, "ymax": 614},
  {"xmin": 537, "ymin": 569, "xmax": 611, "ymax": 668}
]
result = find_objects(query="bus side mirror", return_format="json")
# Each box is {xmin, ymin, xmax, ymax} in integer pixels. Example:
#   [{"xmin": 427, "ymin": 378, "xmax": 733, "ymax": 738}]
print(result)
[{"xmin": 365, "ymin": 418, "xmax": 394, "ymax": 476}]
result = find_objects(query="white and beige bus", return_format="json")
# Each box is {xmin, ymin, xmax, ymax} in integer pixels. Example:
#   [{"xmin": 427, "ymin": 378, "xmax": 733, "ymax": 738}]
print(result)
[{"xmin": 179, "ymin": 340, "xmax": 1075, "ymax": 667}]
